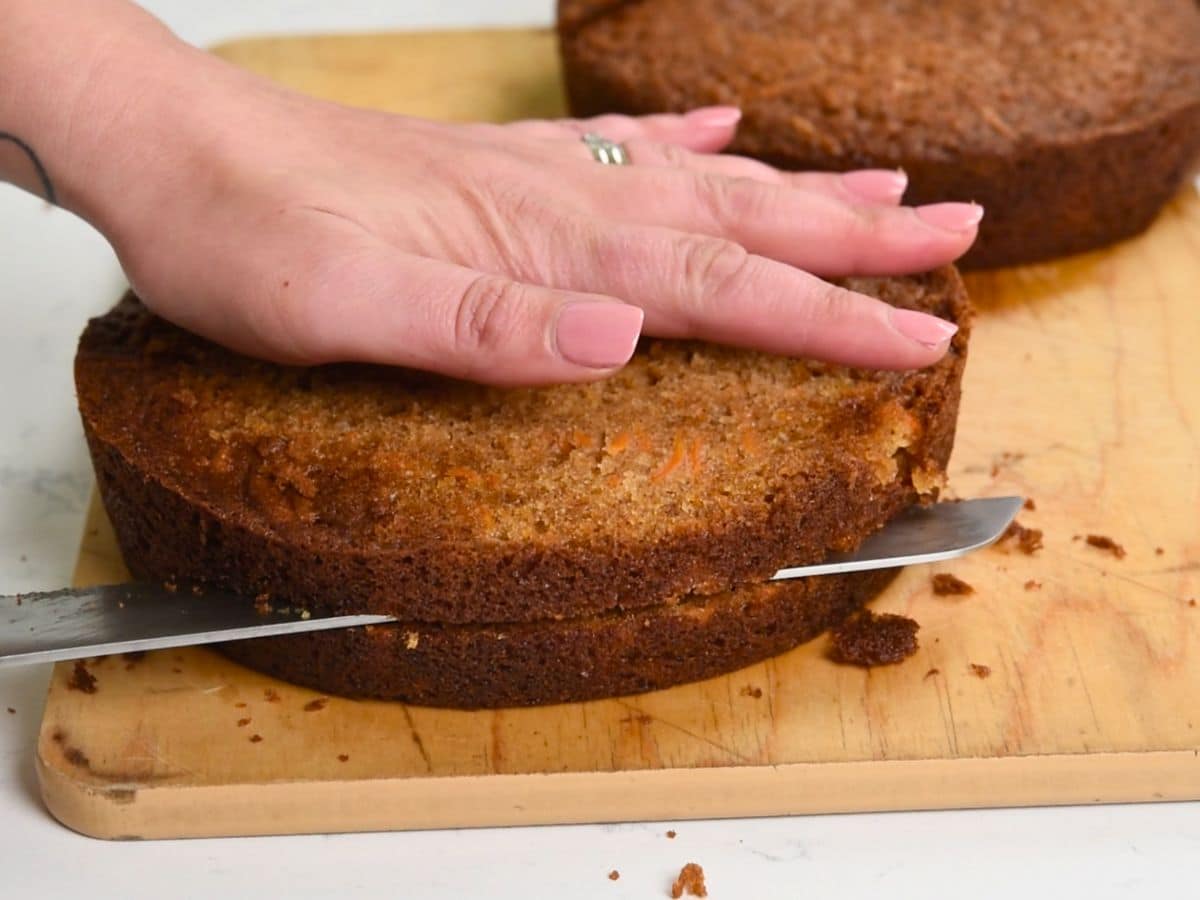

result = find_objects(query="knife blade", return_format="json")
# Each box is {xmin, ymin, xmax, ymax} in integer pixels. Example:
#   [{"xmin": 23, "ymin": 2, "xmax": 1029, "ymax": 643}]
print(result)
[{"xmin": 0, "ymin": 496, "xmax": 1022, "ymax": 668}]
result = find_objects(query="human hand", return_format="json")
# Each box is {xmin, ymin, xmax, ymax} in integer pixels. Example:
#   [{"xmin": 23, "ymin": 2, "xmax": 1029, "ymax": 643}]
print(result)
[{"xmin": 76, "ymin": 32, "xmax": 979, "ymax": 386}]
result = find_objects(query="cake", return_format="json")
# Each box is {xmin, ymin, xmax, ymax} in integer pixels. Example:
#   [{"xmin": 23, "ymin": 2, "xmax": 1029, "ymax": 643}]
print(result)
[
  {"xmin": 558, "ymin": 0, "xmax": 1200, "ymax": 269},
  {"xmin": 75, "ymin": 268, "xmax": 970, "ymax": 707}
]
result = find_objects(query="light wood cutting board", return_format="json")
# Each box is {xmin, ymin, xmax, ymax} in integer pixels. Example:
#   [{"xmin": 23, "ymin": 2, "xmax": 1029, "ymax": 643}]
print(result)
[{"xmin": 37, "ymin": 29, "xmax": 1200, "ymax": 840}]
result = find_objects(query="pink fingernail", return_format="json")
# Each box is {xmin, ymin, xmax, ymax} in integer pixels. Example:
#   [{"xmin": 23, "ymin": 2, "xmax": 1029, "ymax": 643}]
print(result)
[
  {"xmin": 686, "ymin": 106, "xmax": 743, "ymax": 129},
  {"xmin": 889, "ymin": 308, "xmax": 959, "ymax": 348},
  {"xmin": 915, "ymin": 202, "xmax": 985, "ymax": 233},
  {"xmin": 556, "ymin": 302, "xmax": 644, "ymax": 369},
  {"xmin": 841, "ymin": 169, "xmax": 909, "ymax": 203}
]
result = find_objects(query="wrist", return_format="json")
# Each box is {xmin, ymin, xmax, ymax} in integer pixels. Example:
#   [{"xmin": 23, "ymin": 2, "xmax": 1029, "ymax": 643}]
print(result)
[
  {"xmin": 0, "ymin": 1, "xmax": 256, "ymax": 239},
  {"xmin": 0, "ymin": 1, "xmax": 169, "ymax": 202}
]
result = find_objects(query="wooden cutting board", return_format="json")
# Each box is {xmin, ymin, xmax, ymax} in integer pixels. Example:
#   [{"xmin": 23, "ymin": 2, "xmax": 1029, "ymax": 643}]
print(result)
[{"xmin": 37, "ymin": 29, "xmax": 1200, "ymax": 840}]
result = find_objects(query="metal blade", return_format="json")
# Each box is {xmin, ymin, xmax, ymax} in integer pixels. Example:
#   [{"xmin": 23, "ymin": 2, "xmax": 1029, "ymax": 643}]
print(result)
[
  {"xmin": 0, "ymin": 583, "xmax": 392, "ymax": 668},
  {"xmin": 770, "ymin": 495, "xmax": 1024, "ymax": 581}
]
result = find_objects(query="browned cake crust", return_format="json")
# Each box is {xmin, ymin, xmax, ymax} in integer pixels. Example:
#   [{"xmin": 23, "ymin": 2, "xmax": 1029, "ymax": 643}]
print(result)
[
  {"xmin": 219, "ymin": 568, "xmax": 897, "ymax": 708},
  {"xmin": 76, "ymin": 269, "xmax": 969, "ymax": 626},
  {"xmin": 559, "ymin": 0, "xmax": 1200, "ymax": 269}
]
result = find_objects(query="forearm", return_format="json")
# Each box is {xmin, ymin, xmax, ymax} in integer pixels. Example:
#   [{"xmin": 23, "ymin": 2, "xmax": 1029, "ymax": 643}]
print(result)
[{"xmin": 0, "ymin": 0, "xmax": 248, "ymax": 234}]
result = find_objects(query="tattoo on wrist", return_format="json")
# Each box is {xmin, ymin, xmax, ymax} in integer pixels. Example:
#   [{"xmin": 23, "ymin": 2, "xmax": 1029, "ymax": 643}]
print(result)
[{"xmin": 0, "ymin": 132, "xmax": 57, "ymax": 205}]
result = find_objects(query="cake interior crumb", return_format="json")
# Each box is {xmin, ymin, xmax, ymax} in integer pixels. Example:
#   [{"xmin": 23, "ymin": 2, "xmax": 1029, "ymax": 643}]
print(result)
[
  {"xmin": 608, "ymin": 870, "xmax": 620, "ymax": 881},
  {"xmin": 969, "ymin": 663, "xmax": 992, "ymax": 678},
  {"xmin": 1085, "ymin": 534, "xmax": 1126, "ymax": 558},
  {"xmin": 831, "ymin": 609, "xmax": 920, "ymax": 667},
  {"xmin": 67, "ymin": 660, "xmax": 98, "ymax": 694},
  {"xmin": 670, "ymin": 862, "xmax": 707, "ymax": 898},
  {"xmin": 931, "ymin": 573, "xmax": 974, "ymax": 596},
  {"xmin": 1001, "ymin": 521, "xmax": 1043, "ymax": 554}
]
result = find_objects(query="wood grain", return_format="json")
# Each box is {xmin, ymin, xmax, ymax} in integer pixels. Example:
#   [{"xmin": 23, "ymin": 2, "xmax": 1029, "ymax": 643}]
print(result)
[{"xmin": 37, "ymin": 29, "xmax": 1200, "ymax": 840}]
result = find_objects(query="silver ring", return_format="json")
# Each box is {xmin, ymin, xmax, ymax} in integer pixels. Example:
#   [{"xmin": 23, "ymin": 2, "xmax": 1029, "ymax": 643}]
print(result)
[{"xmin": 582, "ymin": 132, "xmax": 630, "ymax": 166}]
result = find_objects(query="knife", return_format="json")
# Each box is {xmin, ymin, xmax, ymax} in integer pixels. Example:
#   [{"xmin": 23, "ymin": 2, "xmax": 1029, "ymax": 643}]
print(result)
[{"xmin": 0, "ymin": 496, "xmax": 1022, "ymax": 668}]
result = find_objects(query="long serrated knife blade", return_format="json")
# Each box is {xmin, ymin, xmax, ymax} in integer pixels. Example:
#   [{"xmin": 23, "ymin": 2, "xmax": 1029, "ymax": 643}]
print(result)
[{"xmin": 0, "ymin": 496, "xmax": 1022, "ymax": 667}]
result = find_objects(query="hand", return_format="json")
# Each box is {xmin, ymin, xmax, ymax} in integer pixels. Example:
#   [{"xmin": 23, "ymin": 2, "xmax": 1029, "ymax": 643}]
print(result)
[{"xmin": 77, "ymin": 28, "xmax": 978, "ymax": 386}]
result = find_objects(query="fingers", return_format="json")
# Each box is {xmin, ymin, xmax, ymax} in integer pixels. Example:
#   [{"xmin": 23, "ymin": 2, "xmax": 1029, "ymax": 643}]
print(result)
[
  {"xmin": 528, "ymin": 218, "xmax": 958, "ymax": 370},
  {"xmin": 614, "ymin": 139, "xmax": 909, "ymax": 206},
  {"xmin": 507, "ymin": 111, "xmax": 908, "ymax": 206},
  {"xmin": 505, "ymin": 106, "xmax": 742, "ymax": 154},
  {"xmin": 254, "ymin": 240, "xmax": 644, "ymax": 387},
  {"xmin": 579, "ymin": 160, "xmax": 982, "ymax": 277}
]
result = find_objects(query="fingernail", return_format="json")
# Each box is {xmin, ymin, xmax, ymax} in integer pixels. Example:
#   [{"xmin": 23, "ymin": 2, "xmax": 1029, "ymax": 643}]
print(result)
[
  {"xmin": 686, "ymin": 106, "xmax": 743, "ymax": 129},
  {"xmin": 889, "ymin": 308, "xmax": 959, "ymax": 348},
  {"xmin": 914, "ymin": 202, "xmax": 985, "ymax": 233},
  {"xmin": 556, "ymin": 302, "xmax": 644, "ymax": 369},
  {"xmin": 841, "ymin": 169, "xmax": 909, "ymax": 203}
]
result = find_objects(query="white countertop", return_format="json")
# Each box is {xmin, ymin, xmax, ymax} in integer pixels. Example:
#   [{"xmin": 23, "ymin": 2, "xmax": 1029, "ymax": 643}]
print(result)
[{"xmin": 1, "ymin": 2, "xmax": 1196, "ymax": 897}]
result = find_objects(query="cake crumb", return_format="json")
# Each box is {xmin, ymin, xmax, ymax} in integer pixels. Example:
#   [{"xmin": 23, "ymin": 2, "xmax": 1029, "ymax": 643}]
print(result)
[
  {"xmin": 923, "ymin": 667, "xmax": 940, "ymax": 680},
  {"xmin": 990, "ymin": 451, "xmax": 1025, "ymax": 477},
  {"xmin": 1024, "ymin": 579, "xmax": 1042, "ymax": 591},
  {"xmin": 234, "ymin": 702, "xmax": 247, "ymax": 709},
  {"xmin": 666, "ymin": 830, "xmax": 677, "ymax": 839},
  {"xmin": 831, "ymin": 610, "xmax": 920, "ymax": 667},
  {"xmin": 1189, "ymin": 599, "xmax": 1196, "ymax": 608},
  {"xmin": 969, "ymin": 663, "xmax": 992, "ymax": 679},
  {"xmin": 932, "ymin": 573, "xmax": 974, "ymax": 596},
  {"xmin": 6, "ymin": 707, "xmax": 14, "ymax": 714},
  {"xmin": 264, "ymin": 688, "xmax": 281, "ymax": 703},
  {"xmin": 1155, "ymin": 547, "xmax": 1164, "ymax": 556},
  {"xmin": 1000, "ymin": 521, "xmax": 1043, "ymax": 554},
  {"xmin": 1086, "ymin": 534, "xmax": 1126, "ymax": 559},
  {"xmin": 404, "ymin": 631, "xmax": 420, "ymax": 650},
  {"xmin": 63, "ymin": 746, "xmax": 90, "ymax": 768},
  {"xmin": 1023, "ymin": 498, "xmax": 1036, "ymax": 511},
  {"xmin": 171, "ymin": 667, "xmax": 182, "ymax": 674},
  {"xmin": 162, "ymin": 580, "xmax": 177, "ymax": 593},
  {"xmin": 303, "ymin": 698, "xmax": 328, "ymax": 712},
  {"xmin": 249, "ymin": 734, "xmax": 263, "ymax": 743},
  {"xmin": 67, "ymin": 660, "xmax": 98, "ymax": 694},
  {"xmin": 739, "ymin": 685, "xmax": 763, "ymax": 699},
  {"xmin": 608, "ymin": 870, "xmax": 620, "ymax": 881},
  {"xmin": 337, "ymin": 754, "xmax": 350, "ymax": 762},
  {"xmin": 670, "ymin": 862, "xmax": 707, "ymax": 898},
  {"xmin": 236, "ymin": 718, "xmax": 251, "ymax": 727}
]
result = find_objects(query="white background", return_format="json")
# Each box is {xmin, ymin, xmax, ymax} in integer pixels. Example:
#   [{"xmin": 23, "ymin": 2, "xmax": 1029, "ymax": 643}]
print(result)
[{"xmin": 1, "ymin": 2, "xmax": 1196, "ymax": 897}]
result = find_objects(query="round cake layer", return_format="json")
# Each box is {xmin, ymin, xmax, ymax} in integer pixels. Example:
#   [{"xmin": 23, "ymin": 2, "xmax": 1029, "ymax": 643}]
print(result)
[
  {"xmin": 559, "ymin": 0, "xmax": 1200, "ymax": 268},
  {"xmin": 76, "ymin": 269, "xmax": 968, "ymax": 624},
  {"xmin": 218, "ymin": 568, "xmax": 897, "ymax": 708}
]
